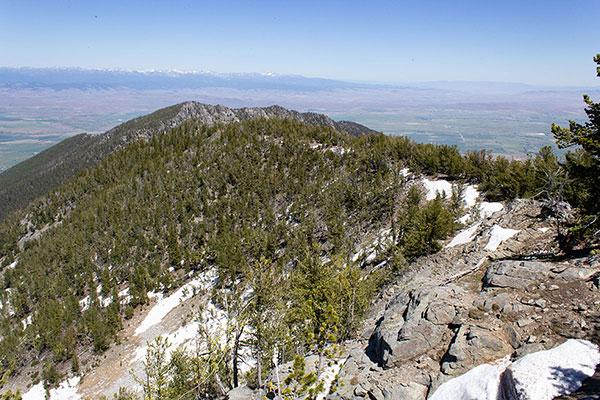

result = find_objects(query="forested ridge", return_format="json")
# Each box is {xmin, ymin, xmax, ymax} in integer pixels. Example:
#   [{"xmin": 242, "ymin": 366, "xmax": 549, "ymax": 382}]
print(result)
[
  {"xmin": 0, "ymin": 102, "xmax": 376, "ymax": 222},
  {"xmin": 0, "ymin": 91, "xmax": 597, "ymax": 397},
  {"xmin": 0, "ymin": 113, "xmax": 566, "ymax": 393}
]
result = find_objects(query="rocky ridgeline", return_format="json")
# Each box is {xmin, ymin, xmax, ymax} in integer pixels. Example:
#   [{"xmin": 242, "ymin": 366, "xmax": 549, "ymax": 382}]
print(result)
[
  {"xmin": 104, "ymin": 102, "xmax": 376, "ymax": 144},
  {"xmin": 0, "ymin": 102, "xmax": 376, "ymax": 221},
  {"xmin": 317, "ymin": 199, "xmax": 599, "ymax": 400}
]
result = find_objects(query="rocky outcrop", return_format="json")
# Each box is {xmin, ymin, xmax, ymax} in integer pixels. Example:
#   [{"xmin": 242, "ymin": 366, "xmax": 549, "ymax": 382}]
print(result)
[
  {"xmin": 440, "ymin": 325, "xmax": 513, "ymax": 375},
  {"xmin": 483, "ymin": 261, "xmax": 556, "ymax": 289},
  {"xmin": 325, "ymin": 199, "xmax": 600, "ymax": 400},
  {"xmin": 483, "ymin": 260, "xmax": 599, "ymax": 290},
  {"xmin": 226, "ymin": 385, "xmax": 263, "ymax": 400},
  {"xmin": 373, "ymin": 284, "xmax": 464, "ymax": 368}
]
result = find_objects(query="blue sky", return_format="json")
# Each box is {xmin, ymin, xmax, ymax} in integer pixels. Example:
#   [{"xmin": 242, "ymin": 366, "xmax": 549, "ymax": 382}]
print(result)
[{"xmin": 1, "ymin": 0, "xmax": 599, "ymax": 85}]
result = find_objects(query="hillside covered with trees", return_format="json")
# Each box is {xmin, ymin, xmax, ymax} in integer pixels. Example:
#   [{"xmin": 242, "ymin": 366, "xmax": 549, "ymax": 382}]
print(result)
[
  {"xmin": 3, "ymin": 51, "xmax": 600, "ymax": 396},
  {"xmin": 0, "ymin": 102, "xmax": 376, "ymax": 222},
  {"xmin": 0, "ymin": 108, "xmax": 578, "ymax": 397}
]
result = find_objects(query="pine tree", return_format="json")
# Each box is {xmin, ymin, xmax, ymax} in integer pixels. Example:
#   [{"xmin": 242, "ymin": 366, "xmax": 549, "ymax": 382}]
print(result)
[
  {"xmin": 134, "ymin": 336, "xmax": 172, "ymax": 400},
  {"xmin": 244, "ymin": 257, "xmax": 286, "ymax": 388},
  {"xmin": 552, "ymin": 54, "xmax": 600, "ymax": 241}
]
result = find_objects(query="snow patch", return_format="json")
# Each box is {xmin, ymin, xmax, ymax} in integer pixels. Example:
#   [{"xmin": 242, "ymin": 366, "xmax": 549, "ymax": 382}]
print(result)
[
  {"xmin": 422, "ymin": 181, "xmax": 502, "ymax": 220},
  {"xmin": 430, "ymin": 356, "xmax": 511, "ymax": 400},
  {"xmin": 133, "ymin": 320, "xmax": 202, "ymax": 362},
  {"xmin": 3, "ymin": 290, "xmax": 14, "ymax": 316},
  {"xmin": 5, "ymin": 260, "xmax": 17, "ymax": 270},
  {"xmin": 511, "ymin": 339, "xmax": 600, "ymax": 399},
  {"xmin": 538, "ymin": 227, "xmax": 550, "ymax": 233},
  {"xmin": 169, "ymin": 321, "xmax": 201, "ymax": 349},
  {"xmin": 133, "ymin": 297, "xmax": 254, "ymax": 374},
  {"xmin": 463, "ymin": 185, "xmax": 479, "ymax": 207},
  {"xmin": 480, "ymin": 202, "xmax": 504, "ymax": 218},
  {"xmin": 147, "ymin": 291, "xmax": 163, "ymax": 300},
  {"xmin": 430, "ymin": 339, "xmax": 600, "ymax": 400},
  {"xmin": 21, "ymin": 314, "xmax": 33, "ymax": 330},
  {"xmin": 485, "ymin": 225, "xmax": 520, "ymax": 251},
  {"xmin": 328, "ymin": 146, "xmax": 348, "ymax": 156},
  {"xmin": 22, "ymin": 383, "xmax": 45, "ymax": 400},
  {"xmin": 459, "ymin": 190, "xmax": 504, "ymax": 224},
  {"xmin": 23, "ymin": 376, "xmax": 81, "ymax": 400},
  {"xmin": 352, "ymin": 228, "xmax": 393, "ymax": 264},
  {"xmin": 118, "ymin": 287, "xmax": 131, "ymax": 305},
  {"xmin": 199, "ymin": 301, "xmax": 230, "ymax": 346},
  {"xmin": 446, "ymin": 223, "xmax": 480, "ymax": 248},
  {"xmin": 458, "ymin": 214, "xmax": 471, "ymax": 224},
  {"xmin": 99, "ymin": 295, "xmax": 112, "ymax": 308},
  {"xmin": 423, "ymin": 178, "xmax": 452, "ymax": 200},
  {"xmin": 199, "ymin": 298, "xmax": 254, "ymax": 374},
  {"xmin": 373, "ymin": 260, "xmax": 387, "ymax": 270},
  {"xmin": 134, "ymin": 268, "xmax": 218, "ymax": 336},
  {"xmin": 79, "ymin": 294, "xmax": 112, "ymax": 311},
  {"xmin": 79, "ymin": 296, "xmax": 91, "ymax": 312},
  {"xmin": 364, "ymin": 251, "xmax": 377, "ymax": 264}
]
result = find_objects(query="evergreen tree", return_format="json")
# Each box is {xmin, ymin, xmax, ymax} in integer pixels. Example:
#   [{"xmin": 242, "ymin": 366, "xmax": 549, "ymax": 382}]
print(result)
[
  {"xmin": 552, "ymin": 54, "xmax": 600, "ymax": 241},
  {"xmin": 134, "ymin": 337, "xmax": 172, "ymax": 400}
]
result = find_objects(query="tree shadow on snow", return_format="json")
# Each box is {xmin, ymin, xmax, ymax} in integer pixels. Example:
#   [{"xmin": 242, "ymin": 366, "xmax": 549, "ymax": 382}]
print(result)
[{"xmin": 552, "ymin": 363, "xmax": 600, "ymax": 400}]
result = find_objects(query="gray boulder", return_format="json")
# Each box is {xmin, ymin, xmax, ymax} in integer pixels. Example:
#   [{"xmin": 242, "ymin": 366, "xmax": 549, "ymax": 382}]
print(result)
[
  {"xmin": 226, "ymin": 385, "xmax": 259, "ymax": 400},
  {"xmin": 441, "ymin": 325, "xmax": 513, "ymax": 376},
  {"xmin": 483, "ymin": 261, "xmax": 555, "ymax": 289},
  {"xmin": 557, "ymin": 267, "xmax": 598, "ymax": 281},
  {"xmin": 373, "ymin": 285, "xmax": 466, "ymax": 367},
  {"xmin": 382, "ymin": 382, "xmax": 429, "ymax": 400}
]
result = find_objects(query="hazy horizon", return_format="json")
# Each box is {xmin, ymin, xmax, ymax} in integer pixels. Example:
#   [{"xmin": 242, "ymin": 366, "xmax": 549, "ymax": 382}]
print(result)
[
  {"xmin": 2, "ymin": 1, "xmax": 600, "ymax": 86},
  {"xmin": 2, "ymin": 65, "xmax": 599, "ymax": 91}
]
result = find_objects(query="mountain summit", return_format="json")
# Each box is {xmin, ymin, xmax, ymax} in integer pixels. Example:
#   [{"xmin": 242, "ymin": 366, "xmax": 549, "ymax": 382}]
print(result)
[{"xmin": 0, "ymin": 102, "xmax": 376, "ymax": 220}]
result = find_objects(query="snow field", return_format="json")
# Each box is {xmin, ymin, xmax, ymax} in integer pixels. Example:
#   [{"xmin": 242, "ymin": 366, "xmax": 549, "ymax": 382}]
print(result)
[
  {"xmin": 134, "ymin": 268, "xmax": 218, "ymax": 335},
  {"xmin": 446, "ymin": 223, "xmax": 480, "ymax": 248},
  {"xmin": 22, "ymin": 377, "xmax": 81, "ymax": 400},
  {"xmin": 484, "ymin": 225, "xmax": 520, "ymax": 251},
  {"xmin": 430, "ymin": 339, "xmax": 600, "ymax": 400}
]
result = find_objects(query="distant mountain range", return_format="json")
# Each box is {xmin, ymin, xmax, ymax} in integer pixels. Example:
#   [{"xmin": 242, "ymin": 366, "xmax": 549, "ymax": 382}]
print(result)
[
  {"xmin": 0, "ymin": 67, "xmax": 370, "ymax": 91},
  {"xmin": 4, "ymin": 67, "xmax": 599, "ymax": 92}
]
